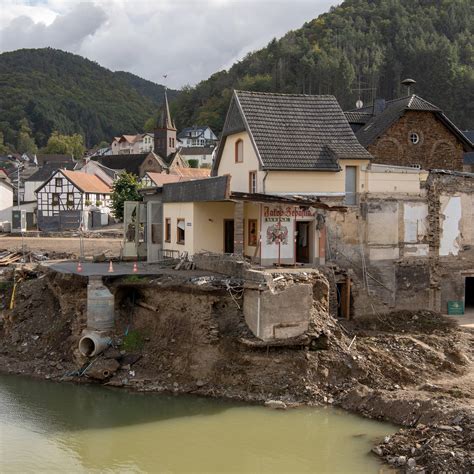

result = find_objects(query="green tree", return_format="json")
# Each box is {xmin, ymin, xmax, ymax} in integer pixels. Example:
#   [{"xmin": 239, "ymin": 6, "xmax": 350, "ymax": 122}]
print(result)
[
  {"xmin": 111, "ymin": 172, "xmax": 142, "ymax": 221},
  {"xmin": 16, "ymin": 118, "xmax": 38, "ymax": 154},
  {"xmin": 0, "ymin": 132, "xmax": 12, "ymax": 154},
  {"xmin": 43, "ymin": 131, "xmax": 85, "ymax": 158}
]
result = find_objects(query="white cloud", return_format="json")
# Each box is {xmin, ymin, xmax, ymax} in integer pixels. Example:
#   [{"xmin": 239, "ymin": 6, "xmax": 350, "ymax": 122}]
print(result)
[{"xmin": 0, "ymin": 0, "xmax": 337, "ymax": 88}]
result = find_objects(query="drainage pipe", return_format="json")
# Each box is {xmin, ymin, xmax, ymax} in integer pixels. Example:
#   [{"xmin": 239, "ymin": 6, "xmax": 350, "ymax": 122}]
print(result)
[{"xmin": 78, "ymin": 332, "xmax": 111, "ymax": 357}]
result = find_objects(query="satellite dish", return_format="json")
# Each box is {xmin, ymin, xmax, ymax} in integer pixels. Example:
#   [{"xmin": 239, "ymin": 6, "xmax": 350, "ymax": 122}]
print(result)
[{"xmin": 356, "ymin": 99, "xmax": 363, "ymax": 109}]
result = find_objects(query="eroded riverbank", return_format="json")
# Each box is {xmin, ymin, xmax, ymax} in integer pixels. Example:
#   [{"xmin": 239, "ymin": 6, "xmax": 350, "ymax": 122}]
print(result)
[{"xmin": 1, "ymin": 267, "xmax": 473, "ymax": 472}]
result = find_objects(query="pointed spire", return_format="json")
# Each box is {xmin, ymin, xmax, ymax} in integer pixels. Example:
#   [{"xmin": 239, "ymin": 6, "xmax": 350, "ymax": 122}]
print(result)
[{"xmin": 158, "ymin": 89, "xmax": 175, "ymax": 130}]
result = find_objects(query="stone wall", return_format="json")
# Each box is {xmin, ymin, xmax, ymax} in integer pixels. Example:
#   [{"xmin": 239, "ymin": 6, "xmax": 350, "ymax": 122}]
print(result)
[{"xmin": 367, "ymin": 111, "xmax": 464, "ymax": 171}]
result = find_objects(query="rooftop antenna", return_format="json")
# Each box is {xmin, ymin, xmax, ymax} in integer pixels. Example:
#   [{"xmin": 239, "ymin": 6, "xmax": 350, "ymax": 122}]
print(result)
[
  {"xmin": 401, "ymin": 78, "xmax": 416, "ymax": 96},
  {"xmin": 351, "ymin": 75, "xmax": 376, "ymax": 109}
]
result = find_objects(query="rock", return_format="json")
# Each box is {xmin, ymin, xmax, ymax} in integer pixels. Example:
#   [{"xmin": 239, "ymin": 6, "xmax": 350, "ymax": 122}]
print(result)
[
  {"xmin": 383, "ymin": 436, "xmax": 391, "ymax": 444},
  {"xmin": 407, "ymin": 458, "xmax": 416, "ymax": 469},
  {"xmin": 173, "ymin": 382, "xmax": 179, "ymax": 388},
  {"xmin": 84, "ymin": 358, "xmax": 120, "ymax": 380},
  {"xmin": 318, "ymin": 367, "xmax": 329, "ymax": 378},
  {"xmin": 397, "ymin": 456, "xmax": 407, "ymax": 465},
  {"xmin": 264, "ymin": 400, "xmax": 287, "ymax": 410},
  {"xmin": 103, "ymin": 347, "xmax": 122, "ymax": 359},
  {"xmin": 196, "ymin": 380, "xmax": 205, "ymax": 387},
  {"xmin": 372, "ymin": 446, "xmax": 383, "ymax": 456}
]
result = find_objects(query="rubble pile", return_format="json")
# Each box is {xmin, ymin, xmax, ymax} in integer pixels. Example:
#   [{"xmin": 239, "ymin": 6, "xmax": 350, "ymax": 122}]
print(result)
[{"xmin": 372, "ymin": 412, "xmax": 474, "ymax": 472}]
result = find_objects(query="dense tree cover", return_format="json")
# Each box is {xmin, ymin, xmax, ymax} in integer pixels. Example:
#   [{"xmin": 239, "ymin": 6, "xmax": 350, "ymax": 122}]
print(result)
[
  {"xmin": 110, "ymin": 172, "xmax": 142, "ymax": 222},
  {"xmin": 41, "ymin": 131, "xmax": 85, "ymax": 158},
  {"xmin": 0, "ymin": 48, "xmax": 176, "ymax": 151},
  {"xmin": 171, "ymin": 0, "xmax": 474, "ymax": 133}
]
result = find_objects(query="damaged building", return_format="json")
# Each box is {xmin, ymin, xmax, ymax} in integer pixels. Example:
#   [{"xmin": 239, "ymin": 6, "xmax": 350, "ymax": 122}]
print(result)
[{"xmin": 125, "ymin": 90, "xmax": 474, "ymax": 318}]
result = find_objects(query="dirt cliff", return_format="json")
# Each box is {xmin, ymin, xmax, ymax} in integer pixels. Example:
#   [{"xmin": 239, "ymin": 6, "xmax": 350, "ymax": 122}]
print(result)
[{"xmin": 0, "ymin": 267, "xmax": 472, "ymax": 472}]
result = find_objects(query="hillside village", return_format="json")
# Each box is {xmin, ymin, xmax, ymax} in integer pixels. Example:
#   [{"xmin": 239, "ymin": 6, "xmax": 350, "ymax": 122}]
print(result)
[{"xmin": 0, "ymin": 78, "xmax": 474, "ymax": 471}]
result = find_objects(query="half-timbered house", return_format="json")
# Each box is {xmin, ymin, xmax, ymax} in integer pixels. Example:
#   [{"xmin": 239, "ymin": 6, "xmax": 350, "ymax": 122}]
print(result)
[{"xmin": 36, "ymin": 169, "xmax": 112, "ymax": 231}]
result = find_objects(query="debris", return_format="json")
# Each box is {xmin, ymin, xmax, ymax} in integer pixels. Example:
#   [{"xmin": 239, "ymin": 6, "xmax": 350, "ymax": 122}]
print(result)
[{"xmin": 264, "ymin": 400, "xmax": 287, "ymax": 410}]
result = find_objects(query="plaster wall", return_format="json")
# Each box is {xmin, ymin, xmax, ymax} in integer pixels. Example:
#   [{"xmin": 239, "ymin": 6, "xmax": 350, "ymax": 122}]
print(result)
[
  {"xmin": 217, "ymin": 131, "xmax": 264, "ymax": 193},
  {"xmin": 193, "ymin": 202, "xmax": 235, "ymax": 254},
  {"xmin": 0, "ymin": 181, "xmax": 13, "ymax": 222},
  {"xmin": 265, "ymin": 160, "xmax": 369, "ymax": 195},
  {"xmin": 439, "ymin": 196, "xmax": 462, "ymax": 256},
  {"xmin": 162, "ymin": 202, "xmax": 195, "ymax": 255}
]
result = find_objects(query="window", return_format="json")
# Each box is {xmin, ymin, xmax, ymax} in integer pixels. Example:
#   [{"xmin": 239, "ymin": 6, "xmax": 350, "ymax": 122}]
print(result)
[
  {"xmin": 165, "ymin": 218, "xmax": 171, "ymax": 242},
  {"xmin": 67, "ymin": 193, "xmax": 74, "ymax": 208},
  {"xmin": 55, "ymin": 178, "xmax": 62, "ymax": 188},
  {"xmin": 52, "ymin": 193, "xmax": 60, "ymax": 206},
  {"xmin": 249, "ymin": 171, "xmax": 257, "ymax": 193},
  {"xmin": 177, "ymin": 219, "xmax": 185, "ymax": 244},
  {"xmin": 248, "ymin": 219, "xmax": 258, "ymax": 247},
  {"xmin": 235, "ymin": 139, "xmax": 243, "ymax": 163},
  {"xmin": 409, "ymin": 132, "xmax": 420, "ymax": 144}
]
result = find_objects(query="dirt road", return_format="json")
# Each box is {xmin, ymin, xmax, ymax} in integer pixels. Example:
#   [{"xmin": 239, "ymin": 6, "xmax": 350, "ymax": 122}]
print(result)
[{"xmin": 0, "ymin": 236, "xmax": 122, "ymax": 258}]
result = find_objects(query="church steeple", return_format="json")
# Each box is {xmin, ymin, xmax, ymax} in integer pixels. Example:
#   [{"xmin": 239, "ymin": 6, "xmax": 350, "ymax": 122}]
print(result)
[{"xmin": 154, "ymin": 89, "xmax": 177, "ymax": 159}]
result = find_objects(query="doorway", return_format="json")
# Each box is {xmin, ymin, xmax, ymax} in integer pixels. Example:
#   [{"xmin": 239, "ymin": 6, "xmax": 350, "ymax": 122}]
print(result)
[
  {"xmin": 296, "ymin": 221, "xmax": 310, "ymax": 263},
  {"xmin": 465, "ymin": 277, "xmax": 474, "ymax": 310},
  {"xmin": 224, "ymin": 219, "xmax": 234, "ymax": 254}
]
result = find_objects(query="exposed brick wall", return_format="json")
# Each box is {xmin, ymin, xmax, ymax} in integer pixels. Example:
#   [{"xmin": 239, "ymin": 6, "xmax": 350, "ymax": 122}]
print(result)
[{"xmin": 367, "ymin": 111, "xmax": 464, "ymax": 171}]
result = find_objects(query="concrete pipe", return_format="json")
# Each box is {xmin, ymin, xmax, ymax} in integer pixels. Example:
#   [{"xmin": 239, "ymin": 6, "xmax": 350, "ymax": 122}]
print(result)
[{"xmin": 78, "ymin": 332, "xmax": 111, "ymax": 357}]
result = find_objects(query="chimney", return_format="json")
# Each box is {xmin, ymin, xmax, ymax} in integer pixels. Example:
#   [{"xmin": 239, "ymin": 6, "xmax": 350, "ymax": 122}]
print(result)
[
  {"xmin": 401, "ymin": 78, "xmax": 416, "ymax": 96},
  {"xmin": 373, "ymin": 98, "xmax": 386, "ymax": 115}
]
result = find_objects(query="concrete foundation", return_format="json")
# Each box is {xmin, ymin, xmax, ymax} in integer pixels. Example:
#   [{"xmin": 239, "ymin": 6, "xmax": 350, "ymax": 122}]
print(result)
[{"xmin": 243, "ymin": 283, "xmax": 313, "ymax": 341}]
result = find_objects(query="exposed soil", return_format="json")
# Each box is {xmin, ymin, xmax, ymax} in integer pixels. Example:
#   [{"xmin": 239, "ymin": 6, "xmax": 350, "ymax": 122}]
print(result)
[
  {"xmin": 0, "ymin": 236, "xmax": 122, "ymax": 258},
  {"xmin": 0, "ymin": 267, "xmax": 472, "ymax": 472}
]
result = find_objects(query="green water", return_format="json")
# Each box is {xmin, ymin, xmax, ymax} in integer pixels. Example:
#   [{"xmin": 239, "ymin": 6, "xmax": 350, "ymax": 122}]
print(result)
[{"xmin": 0, "ymin": 374, "xmax": 394, "ymax": 473}]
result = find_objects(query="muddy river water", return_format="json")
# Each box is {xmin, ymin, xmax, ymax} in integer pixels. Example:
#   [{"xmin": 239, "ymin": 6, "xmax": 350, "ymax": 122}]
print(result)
[{"xmin": 0, "ymin": 374, "xmax": 395, "ymax": 473}]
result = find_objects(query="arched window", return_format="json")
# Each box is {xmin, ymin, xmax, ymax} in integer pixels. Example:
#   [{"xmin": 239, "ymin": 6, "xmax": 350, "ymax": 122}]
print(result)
[{"xmin": 235, "ymin": 139, "xmax": 243, "ymax": 163}]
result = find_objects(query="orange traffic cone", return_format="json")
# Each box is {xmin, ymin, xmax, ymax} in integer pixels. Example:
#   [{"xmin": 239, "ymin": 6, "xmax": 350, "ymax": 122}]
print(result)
[
  {"xmin": 108, "ymin": 260, "xmax": 114, "ymax": 273},
  {"xmin": 77, "ymin": 261, "xmax": 83, "ymax": 273},
  {"xmin": 133, "ymin": 262, "xmax": 138, "ymax": 273}
]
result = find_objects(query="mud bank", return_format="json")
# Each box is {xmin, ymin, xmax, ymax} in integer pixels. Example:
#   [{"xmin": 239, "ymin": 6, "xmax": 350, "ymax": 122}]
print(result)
[{"xmin": 0, "ymin": 267, "xmax": 473, "ymax": 472}]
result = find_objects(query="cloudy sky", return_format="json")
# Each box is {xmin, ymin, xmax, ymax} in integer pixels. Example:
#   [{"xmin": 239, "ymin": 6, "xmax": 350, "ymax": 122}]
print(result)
[{"xmin": 0, "ymin": 0, "xmax": 337, "ymax": 89}]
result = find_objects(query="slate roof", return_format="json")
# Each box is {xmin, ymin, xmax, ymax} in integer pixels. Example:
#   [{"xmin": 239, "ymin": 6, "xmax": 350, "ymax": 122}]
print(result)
[
  {"xmin": 345, "ymin": 95, "xmax": 472, "ymax": 150},
  {"xmin": 37, "ymin": 154, "xmax": 74, "ymax": 166},
  {"xmin": 217, "ymin": 90, "xmax": 372, "ymax": 172},
  {"xmin": 61, "ymin": 170, "xmax": 111, "ymax": 194},
  {"xmin": 26, "ymin": 162, "xmax": 75, "ymax": 182},
  {"xmin": 464, "ymin": 152, "xmax": 474, "ymax": 165},
  {"xmin": 177, "ymin": 126, "xmax": 212, "ymax": 139},
  {"xmin": 463, "ymin": 130, "xmax": 474, "ymax": 144},
  {"xmin": 180, "ymin": 146, "xmax": 215, "ymax": 156},
  {"xmin": 95, "ymin": 152, "xmax": 166, "ymax": 176}
]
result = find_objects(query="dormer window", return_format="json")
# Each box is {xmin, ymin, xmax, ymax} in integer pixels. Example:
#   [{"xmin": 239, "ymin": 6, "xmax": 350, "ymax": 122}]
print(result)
[
  {"xmin": 409, "ymin": 132, "xmax": 420, "ymax": 144},
  {"xmin": 235, "ymin": 139, "xmax": 243, "ymax": 163}
]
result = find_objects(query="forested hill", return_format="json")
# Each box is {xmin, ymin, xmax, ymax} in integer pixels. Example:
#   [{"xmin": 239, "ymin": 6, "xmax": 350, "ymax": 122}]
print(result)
[
  {"xmin": 172, "ymin": 0, "xmax": 474, "ymax": 133},
  {"xmin": 0, "ymin": 48, "xmax": 176, "ymax": 149}
]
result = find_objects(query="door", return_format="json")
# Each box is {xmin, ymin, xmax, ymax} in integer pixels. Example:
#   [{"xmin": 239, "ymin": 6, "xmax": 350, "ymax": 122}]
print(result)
[
  {"xmin": 345, "ymin": 166, "xmax": 357, "ymax": 205},
  {"xmin": 296, "ymin": 221, "xmax": 310, "ymax": 263},
  {"xmin": 224, "ymin": 219, "xmax": 234, "ymax": 254}
]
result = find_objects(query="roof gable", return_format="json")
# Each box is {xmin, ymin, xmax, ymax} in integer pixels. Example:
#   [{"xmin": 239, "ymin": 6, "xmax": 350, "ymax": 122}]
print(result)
[
  {"xmin": 221, "ymin": 91, "xmax": 372, "ymax": 171},
  {"xmin": 96, "ymin": 152, "xmax": 165, "ymax": 176},
  {"xmin": 346, "ymin": 95, "xmax": 472, "ymax": 150}
]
